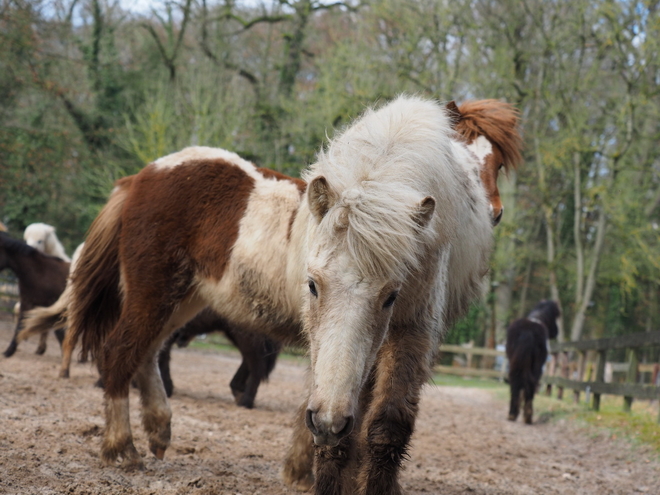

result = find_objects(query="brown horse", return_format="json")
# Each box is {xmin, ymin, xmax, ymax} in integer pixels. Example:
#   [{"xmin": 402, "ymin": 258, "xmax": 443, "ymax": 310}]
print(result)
[
  {"xmin": 0, "ymin": 232, "xmax": 69, "ymax": 357},
  {"xmin": 448, "ymin": 99, "xmax": 522, "ymax": 226},
  {"xmin": 64, "ymin": 96, "xmax": 520, "ymax": 495}
]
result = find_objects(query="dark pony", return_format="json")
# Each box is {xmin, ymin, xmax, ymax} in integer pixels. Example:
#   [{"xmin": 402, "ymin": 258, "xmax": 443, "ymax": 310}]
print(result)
[
  {"xmin": 158, "ymin": 308, "xmax": 282, "ymax": 409},
  {"xmin": 506, "ymin": 300, "xmax": 560, "ymax": 424},
  {"xmin": 0, "ymin": 232, "xmax": 69, "ymax": 357}
]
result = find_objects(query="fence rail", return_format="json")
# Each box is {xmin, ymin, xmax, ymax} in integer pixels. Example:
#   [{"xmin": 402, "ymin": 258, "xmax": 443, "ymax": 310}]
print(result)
[
  {"xmin": 543, "ymin": 330, "xmax": 660, "ymax": 423},
  {"xmin": 434, "ymin": 344, "xmax": 505, "ymax": 380}
]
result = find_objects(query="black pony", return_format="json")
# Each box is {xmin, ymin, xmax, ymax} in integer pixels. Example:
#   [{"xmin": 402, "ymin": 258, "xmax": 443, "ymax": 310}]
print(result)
[
  {"xmin": 506, "ymin": 300, "xmax": 560, "ymax": 424},
  {"xmin": 158, "ymin": 308, "xmax": 282, "ymax": 409}
]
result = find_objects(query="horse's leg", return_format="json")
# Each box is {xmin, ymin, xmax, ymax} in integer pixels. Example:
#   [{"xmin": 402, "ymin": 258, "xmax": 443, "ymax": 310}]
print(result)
[
  {"xmin": 3, "ymin": 309, "xmax": 26, "ymax": 357},
  {"xmin": 157, "ymin": 333, "xmax": 177, "ymax": 398},
  {"xmin": 523, "ymin": 382, "xmax": 535, "ymax": 425},
  {"xmin": 59, "ymin": 328, "xmax": 77, "ymax": 378},
  {"xmin": 54, "ymin": 328, "xmax": 65, "ymax": 346},
  {"xmin": 230, "ymin": 360, "xmax": 250, "ymax": 405},
  {"xmin": 131, "ymin": 297, "xmax": 204, "ymax": 460},
  {"xmin": 508, "ymin": 371, "xmax": 522, "ymax": 421},
  {"xmin": 283, "ymin": 399, "xmax": 315, "ymax": 491},
  {"xmin": 134, "ymin": 350, "xmax": 172, "ymax": 459},
  {"xmin": 100, "ymin": 314, "xmax": 155, "ymax": 469},
  {"xmin": 350, "ymin": 328, "xmax": 430, "ymax": 495},
  {"xmin": 35, "ymin": 332, "xmax": 48, "ymax": 355}
]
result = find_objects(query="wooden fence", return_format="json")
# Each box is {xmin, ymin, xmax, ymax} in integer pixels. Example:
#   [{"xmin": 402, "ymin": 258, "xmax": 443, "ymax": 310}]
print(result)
[
  {"xmin": 434, "ymin": 344, "xmax": 506, "ymax": 380},
  {"xmin": 542, "ymin": 331, "xmax": 660, "ymax": 423}
]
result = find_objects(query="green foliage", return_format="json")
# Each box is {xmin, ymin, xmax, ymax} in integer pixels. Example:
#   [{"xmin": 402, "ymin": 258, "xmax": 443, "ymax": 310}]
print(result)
[{"xmin": 0, "ymin": 0, "xmax": 658, "ymax": 342}]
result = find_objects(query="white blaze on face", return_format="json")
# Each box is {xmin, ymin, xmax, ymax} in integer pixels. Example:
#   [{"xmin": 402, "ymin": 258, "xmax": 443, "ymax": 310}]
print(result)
[
  {"xmin": 465, "ymin": 135, "xmax": 494, "ymax": 217},
  {"xmin": 306, "ymin": 253, "xmax": 392, "ymax": 433},
  {"xmin": 466, "ymin": 135, "xmax": 493, "ymax": 165}
]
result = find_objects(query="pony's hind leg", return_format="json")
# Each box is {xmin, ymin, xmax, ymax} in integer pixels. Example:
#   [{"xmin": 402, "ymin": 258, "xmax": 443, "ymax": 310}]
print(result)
[
  {"xmin": 59, "ymin": 328, "xmax": 77, "ymax": 378},
  {"xmin": 35, "ymin": 332, "xmax": 48, "ymax": 355},
  {"xmin": 132, "ymin": 296, "xmax": 205, "ymax": 459},
  {"xmin": 508, "ymin": 373, "xmax": 523, "ymax": 421},
  {"xmin": 103, "ymin": 394, "xmax": 142, "ymax": 469},
  {"xmin": 523, "ymin": 381, "xmax": 536, "ymax": 425},
  {"xmin": 133, "ymin": 352, "xmax": 172, "ymax": 459}
]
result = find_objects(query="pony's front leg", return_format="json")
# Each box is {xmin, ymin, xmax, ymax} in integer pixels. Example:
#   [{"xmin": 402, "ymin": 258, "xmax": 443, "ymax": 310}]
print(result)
[
  {"xmin": 133, "ymin": 353, "xmax": 172, "ymax": 459},
  {"xmin": 283, "ymin": 400, "xmax": 315, "ymax": 491},
  {"xmin": 355, "ymin": 329, "xmax": 431, "ymax": 495}
]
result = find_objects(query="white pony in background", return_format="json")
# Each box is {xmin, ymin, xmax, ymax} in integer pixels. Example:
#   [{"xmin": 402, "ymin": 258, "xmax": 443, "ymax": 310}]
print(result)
[{"xmin": 23, "ymin": 223, "xmax": 71, "ymax": 261}]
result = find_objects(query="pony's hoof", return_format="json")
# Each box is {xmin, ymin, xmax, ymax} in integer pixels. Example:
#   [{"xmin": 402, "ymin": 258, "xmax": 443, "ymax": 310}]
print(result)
[
  {"xmin": 35, "ymin": 345, "xmax": 46, "ymax": 356},
  {"xmin": 3, "ymin": 344, "xmax": 17, "ymax": 358},
  {"xmin": 235, "ymin": 395, "xmax": 255, "ymax": 409},
  {"xmin": 507, "ymin": 414, "xmax": 517, "ymax": 422},
  {"xmin": 524, "ymin": 417, "xmax": 533, "ymax": 425},
  {"xmin": 59, "ymin": 369, "xmax": 70, "ymax": 379},
  {"xmin": 153, "ymin": 447, "xmax": 166, "ymax": 460},
  {"xmin": 101, "ymin": 442, "xmax": 143, "ymax": 470}
]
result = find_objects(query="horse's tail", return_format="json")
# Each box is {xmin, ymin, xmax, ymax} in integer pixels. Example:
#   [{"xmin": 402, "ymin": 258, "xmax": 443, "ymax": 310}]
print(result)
[
  {"xmin": 68, "ymin": 176, "xmax": 133, "ymax": 362},
  {"xmin": 17, "ymin": 284, "xmax": 72, "ymax": 342}
]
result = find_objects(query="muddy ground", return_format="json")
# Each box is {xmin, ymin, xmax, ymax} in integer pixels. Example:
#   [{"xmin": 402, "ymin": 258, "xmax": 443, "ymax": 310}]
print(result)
[{"xmin": 0, "ymin": 317, "xmax": 658, "ymax": 494}]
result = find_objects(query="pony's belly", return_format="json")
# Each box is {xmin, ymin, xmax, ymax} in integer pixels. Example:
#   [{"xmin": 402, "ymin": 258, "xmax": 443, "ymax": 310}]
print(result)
[{"xmin": 195, "ymin": 262, "xmax": 300, "ymax": 335}]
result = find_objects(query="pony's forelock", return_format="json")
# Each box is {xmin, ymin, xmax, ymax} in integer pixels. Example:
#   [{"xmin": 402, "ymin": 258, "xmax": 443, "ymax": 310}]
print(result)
[
  {"xmin": 456, "ymin": 99, "xmax": 522, "ymax": 171},
  {"xmin": 304, "ymin": 95, "xmax": 458, "ymax": 280}
]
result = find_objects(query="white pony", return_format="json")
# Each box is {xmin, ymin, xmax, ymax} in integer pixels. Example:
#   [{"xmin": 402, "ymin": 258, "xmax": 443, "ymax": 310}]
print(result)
[{"xmin": 23, "ymin": 223, "xmax": 71, "ymax": 261}]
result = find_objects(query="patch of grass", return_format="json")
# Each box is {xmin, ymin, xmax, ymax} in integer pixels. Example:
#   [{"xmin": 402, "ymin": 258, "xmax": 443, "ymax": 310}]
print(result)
[
  {"xmin": 431, "ymin": 373, "xmax": 660, "ymax": 456},
  {"xmin": 532, "ymin": 389, "xmax": 660, "ymax": 456},
  {"xmin": 430, "ymin": 373, "xmax": 508, "ymax": 390},
  {"xmin": 186, "ymin": 334, "xmax": 308, "ymax": 364}
]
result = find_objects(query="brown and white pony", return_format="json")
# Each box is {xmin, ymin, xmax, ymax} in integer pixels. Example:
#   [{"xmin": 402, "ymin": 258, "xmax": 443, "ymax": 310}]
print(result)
[
  {"xmin": 448, "ymin": 99, "xmax": 522, "ymax": 226},
  {"xmin": 64, "ymin": 96, "xmax": 520, "ymax": 493}
]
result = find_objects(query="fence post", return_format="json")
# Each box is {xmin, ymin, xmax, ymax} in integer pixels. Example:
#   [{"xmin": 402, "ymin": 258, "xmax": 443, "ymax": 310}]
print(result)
[
  {"xmin": 574, "ymin": 351, "xmax": 586, "ymax": 404},
  {"xmin": 623, "ymin": 348, "xmax": 639, "ymax": 412},
  {"xmin": 557, "ymin": 352, "xmax": 569, "ymax": 400},
  {"xmin": 592, "ymin": 349, "xmax": 606, "ymax": 411},
  {"xmin": 546, "ymin": 352, "xmax": 556, "ymax": 396}
]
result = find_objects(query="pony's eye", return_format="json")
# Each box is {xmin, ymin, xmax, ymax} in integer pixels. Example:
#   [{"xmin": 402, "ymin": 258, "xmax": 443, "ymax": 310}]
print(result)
[
  {"xmin": 308, "ymin": 280, "xmax": 318, "ymax": 298},
  {"xmin": 383, "ymin": 291, "xmax": 398, "ymax": 309}
]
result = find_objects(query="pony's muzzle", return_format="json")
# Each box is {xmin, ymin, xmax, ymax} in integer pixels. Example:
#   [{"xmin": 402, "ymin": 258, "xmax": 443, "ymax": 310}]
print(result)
[
  {"xmin": 305, "ymin": 409, "xmax": 354, "ymax": 447},
  {"xmin": 493, "ymin": 206, "xmax": 504, "ymax": 226}
]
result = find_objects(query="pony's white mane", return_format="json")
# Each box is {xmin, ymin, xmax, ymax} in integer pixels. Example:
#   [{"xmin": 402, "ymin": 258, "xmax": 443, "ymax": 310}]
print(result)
[
  {"xmin": 304, "ymin": 95, "xmax": 463, "ymax": 280},
  {"xmin": 24, "ymin": 223, "xmax": 71, "ymax": 262}
]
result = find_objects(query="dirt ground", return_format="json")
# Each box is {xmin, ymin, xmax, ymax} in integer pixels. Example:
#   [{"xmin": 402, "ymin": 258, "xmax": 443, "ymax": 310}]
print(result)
[{"xmin": 0, "ymin": 317, "xmax": 658, "ymax": 495}]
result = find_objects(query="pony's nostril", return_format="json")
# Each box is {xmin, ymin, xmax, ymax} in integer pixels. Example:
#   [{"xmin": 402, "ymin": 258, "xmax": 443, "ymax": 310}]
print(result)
[
  {"xmin": 305, "ymin": 409, "xmax": 319, "ymax": 435},
  {"xmin": 493, "ymin": 208, "xmax": 503, "ymax": 226},
  {"xmin": 334, "ymin": 415, "xmax": 354, "ymax": 440}
]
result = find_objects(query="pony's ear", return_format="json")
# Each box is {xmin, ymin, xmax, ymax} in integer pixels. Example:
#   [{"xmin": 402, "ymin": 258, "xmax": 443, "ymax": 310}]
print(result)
[
  {"xmin": 308, "ymin": 176, "xmax": 335, "ymax": 222},
  {"xmin": 445, "ymin": 101, "xmax": 462, "ymax": 129},
  {"xmin": 413, "ymin": 196, "xmax": 436, "ymax": 229}
]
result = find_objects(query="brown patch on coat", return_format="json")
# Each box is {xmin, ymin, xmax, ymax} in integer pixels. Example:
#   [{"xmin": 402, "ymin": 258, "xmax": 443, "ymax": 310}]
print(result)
[{"xmin": 256, "ymin": 167, "xmax": 307, "ymax": 194}]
